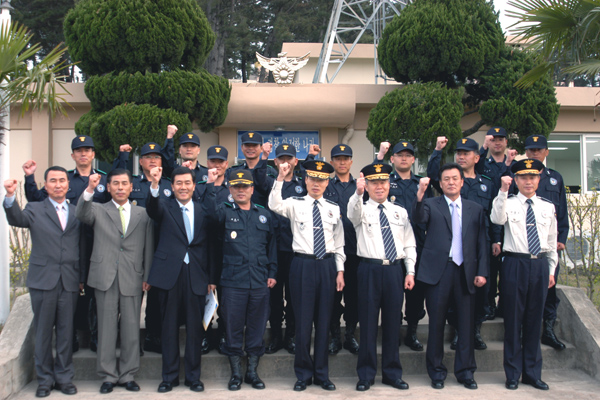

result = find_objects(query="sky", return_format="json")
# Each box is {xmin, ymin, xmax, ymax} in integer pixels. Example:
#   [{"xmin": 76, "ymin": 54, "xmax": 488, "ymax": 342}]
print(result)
[{"xmin": 494, "ymin": 0, "xmax": 519, "ymax": 34}]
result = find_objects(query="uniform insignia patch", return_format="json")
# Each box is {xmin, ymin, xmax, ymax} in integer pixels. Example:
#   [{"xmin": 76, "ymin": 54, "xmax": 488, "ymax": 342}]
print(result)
[
  {"xmin": 164, "ymin": 189, "xmax": 172, "ymax": 197},
  {"xmin": 394, "ymin": 211, "xmax": 400, "ymax": 220},
  {"xmin": 203, "ymin": 175, "xmax": 208, "ymax": 181},
  {"xmin": 328, "ymin": 210, "xmax": 333, "ymax": 218},
  {"xmin": 228, "ymin": 194, "xmax": 234, "ymax": 202},
  {"xmin": 231, "ymin": 231, "xmax": 237, "ymax": 239},
  {"xmin": 96, "ymin": 184, "xmax": 105, "ymax": 193},
  {"xmin": 259, "ymin": 215, "xmax": 267, "ymax": 224},
  {"xmin": 480, "ymin": 184, "xmax": 488, "ymax": 192},
  {"xmin": 132, "ymin": 200, "xmax": 137, "ymax": 205},
  {"xmin": 390, "ymin": 195, "xmax": 396, "ymax": 202},
  {"xmin": 295, "ymin": 186, "xmax": 303, "ymax": 193},
  {"xmin": 550, "ymin": 178, "xmax": 558, "ymax": 186}
]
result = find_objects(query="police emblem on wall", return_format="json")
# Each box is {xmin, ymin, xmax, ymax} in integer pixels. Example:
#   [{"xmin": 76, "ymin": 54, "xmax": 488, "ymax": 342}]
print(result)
[
  {"xmin": 97, "ymin": 184, "xmax": 105, "ymax": 193},
  {"xmin": 259, "ymin": 215, "xmax": 267, "ymax": 224},
  {"xmin": 164, "ymin": 189, "xmax": 172, "ymax": 197},
  {"xmin": 295, "ymin": 186, "xmax": 303, "ymax": 194},
  {"xmin": 480, "ymin": 184, "xmax": 488, "ymax": 192},
  {"xmin": 550, "ymin": 178, "xmax": 558, "ymax": 186}
]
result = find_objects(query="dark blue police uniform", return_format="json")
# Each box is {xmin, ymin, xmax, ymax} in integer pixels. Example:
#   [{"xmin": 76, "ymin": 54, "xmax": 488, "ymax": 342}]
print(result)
[{"xmin": 160, "ymin": 134, "xmax": 209, "ymax": 182}]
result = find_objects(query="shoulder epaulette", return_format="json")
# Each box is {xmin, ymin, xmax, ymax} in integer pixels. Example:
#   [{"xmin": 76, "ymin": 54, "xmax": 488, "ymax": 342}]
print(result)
[
  {"xmin": 196, "ymin": 180, "xmax": 207, "ymax": 184},
  {"xmin": 325, "ymin": 199, "xmax": 338, "ymax": 206},
  {"xmin": 507, "ymin": 194, "xmax": 516, "ymax": 198},
  {"xmin": 292, "ymin": 196, "xmax": 304, "ymax": 200},
  {"xmin": 414, "ymin": 174, "xmax": 423, "ymax": 179},
  {"xmin": 254, "ymin": 204, "xmax": 265, "ymax": 209},
  {"xmin": 481, "ymin": 174, "xmax": 492, "ymax": 181},
  {"xmin": 539, "ymin": 196, "xmax": 553, "ymax": 204},
  {"xmin": 68, "ymin": 169, "xmax": 75, "ymax": 173},
  {"xmin": 224, "ymin": 202, "xmax": 234, "ymax": 208},
  {"xmin": 96, "ymin": 169, "xmax": 107, "ymax": 175},
  {"xmin": 162, "ymin": 176, "xmax": 172, "ymax": 182},
  {"xmin": 393, "ymin": 201, "xmax": 406, "ymax": 210}
]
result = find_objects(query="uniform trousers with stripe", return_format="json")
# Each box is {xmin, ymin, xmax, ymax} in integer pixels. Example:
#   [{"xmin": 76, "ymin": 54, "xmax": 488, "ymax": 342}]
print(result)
[
  {"xmin": 356, "ymin": 260, "xmax": 405, "ymax": 382},
  {"xmin": 289, "ymin": 256, "xmax": 337, "ymax": 382},
  {"xmin": 501, "ymin": 255, "xmax": 549, "ymax": 381}
]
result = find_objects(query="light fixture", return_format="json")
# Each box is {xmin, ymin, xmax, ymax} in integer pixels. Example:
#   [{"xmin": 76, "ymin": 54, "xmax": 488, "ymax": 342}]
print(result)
[
  {"xmin": 548, "ymin": 140, "xmax": 580, "ymax": 143},
  {"xmin": 548, "ymin": 147, "xmax": 568, "ymax": 150}
]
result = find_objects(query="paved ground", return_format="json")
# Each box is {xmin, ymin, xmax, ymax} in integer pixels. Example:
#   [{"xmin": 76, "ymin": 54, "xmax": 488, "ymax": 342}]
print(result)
[{"xmin": 11, "ymin": 369, "xmax": 600, "ymax": 400}]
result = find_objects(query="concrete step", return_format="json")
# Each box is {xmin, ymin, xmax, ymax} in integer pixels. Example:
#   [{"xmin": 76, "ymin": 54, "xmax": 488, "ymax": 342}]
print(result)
[
  {"xmin": 72, "ymin": 338, "xmax": 577, "ymax": 381},
  {"xmin": 15, "ymin": 370, "xmax": 600, "ymax": 399}
]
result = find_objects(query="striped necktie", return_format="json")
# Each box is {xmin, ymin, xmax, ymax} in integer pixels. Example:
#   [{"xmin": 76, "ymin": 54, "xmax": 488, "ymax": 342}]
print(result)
[
  {"xmin": 313, "ymin": 201, "xmax": 326, "ymax": 259},
  {"xmin": 118, "ymin": 206, "xmax": 127, "ymax": 234},
  {"xmin": 378, "ymin": 204, "xmax": 397, "ymax": 261},
  {"xmin": 526, "ymin": 199, "xmax": 541, "ymax": 255}
]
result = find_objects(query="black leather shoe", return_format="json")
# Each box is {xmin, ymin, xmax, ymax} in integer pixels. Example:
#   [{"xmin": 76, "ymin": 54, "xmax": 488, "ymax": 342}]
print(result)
[
  {"xmin": 35, "ymin": 385, "xmax": 52, "ymax": 397},
  {"xmin": 382, "ymin": 377, "xmax": 409, "ymax": 390},
  {"xmin": 505, "ymin": 379, "xmax": 519, "ymax": 390},
  {"xmin": 356, "ymin": 379, "xmax": 374, "ymax": 391},
  {"xmin": 285, "ymin": 335, "xmax": 296, "ymax": 354},
  {"xmin": 431, "ymin": 380, "xmax": 444, "ymax": 389},
  {"xmin": 228, "ymin": 376, "xmax": 242, "ymax": 391},
  {"xmin": 541, "ymin": 319, "xmax": 566, "ymax": 350},
  {"xmin": 55, "ymin": 382, "xmax": 77, "ymax": 395},
  {"xmin": 201, "ymin": 337, "xmax": 210, "ymax": 354},
  {"xmin": 314, "ymin": 378, "xmax": 336, "ymax": 391},
  {"xmin": 458, "ymin": 378, "xmax": 478, "ymax": 389},
  {"xmin": 157, "ymin": 380, "xmax": 179, "ymax": 393},
  {"xmin": 185, "ymin": 380, "xmax": 204, "ymax": 392},
  {"xmin": 522, "ymin": 377, "xmax": 549, "ymax": 390},
  {"xmin": 118, "ymin": 381, "xmax": 140, "ymax": 392},
  {"xmin": 450, "ymin": 332, "xmax": 458, "ymax": 350},
  {"xmin": 99, "ymin": 382, "xmax": 115, "ymax": 394},
  {"xmin": 293, "ymin": 378, "xmax": 312, "ymax": 391},
  {"xmin": 343, "ymin": 336, "xmax": 360, "ymax": 354},
  {"xmin": 144, "ymin": 334, "xmax": 162, "ymax": 354},
  {"xmin": 265, "ymin": 334, "xmax": 283, "ymax": 354}
]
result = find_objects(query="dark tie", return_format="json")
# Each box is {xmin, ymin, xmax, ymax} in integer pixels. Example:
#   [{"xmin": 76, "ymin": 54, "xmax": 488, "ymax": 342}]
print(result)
[
  {"xmin": 313, "ymin": 201, "xmax": 326, "ymax": 259},
  {"xmin": 526, "ymin": 199, "xmax": 541, "ymax": 255},
  {"xmin": 378, "ymin": 204, "xmax": 397, "ymax": 262}
]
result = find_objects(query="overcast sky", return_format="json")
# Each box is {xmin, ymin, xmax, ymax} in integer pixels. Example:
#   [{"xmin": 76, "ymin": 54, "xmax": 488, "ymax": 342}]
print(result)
[{"xmin": 494, "ymin": 0, "xmax": 520, "ymax": 34}]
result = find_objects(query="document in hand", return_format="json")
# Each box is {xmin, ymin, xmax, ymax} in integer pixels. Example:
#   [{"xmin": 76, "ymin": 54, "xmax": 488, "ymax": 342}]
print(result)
[{"xmin": 203, "ymin": 289, "xmax": 219, "ymax": 330}]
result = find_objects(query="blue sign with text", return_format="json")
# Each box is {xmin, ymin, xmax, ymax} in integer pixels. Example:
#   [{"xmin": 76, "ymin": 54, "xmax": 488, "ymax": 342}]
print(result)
[{"xmin": 238, "ymin": 130, "xmax": 319, "ymax": 160}]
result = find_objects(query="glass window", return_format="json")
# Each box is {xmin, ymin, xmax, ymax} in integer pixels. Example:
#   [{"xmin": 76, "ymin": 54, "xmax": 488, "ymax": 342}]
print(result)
[
  {"xmin": 546, "ymin": 134, "xmax": 582, "ymax": 193},
  {"xmin": 584, "ymin": 136, "xmax": 600, "ymax": 192}
]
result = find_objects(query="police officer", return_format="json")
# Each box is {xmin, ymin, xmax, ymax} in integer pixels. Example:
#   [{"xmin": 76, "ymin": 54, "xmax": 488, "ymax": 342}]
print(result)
[
  {"xmin": 269, "ymin": 160, "xmax": 345, "ymax": 392},
  {"xmin": 520, "ymin": 134, "xmax": 568, "ymax": 350},
  {"xmin": 22, "ymin": 135, "xmax": 110, "ymax": 353},
  {"xmin": 428, "ymin": 137, "xmax": 500, "ymax": 351},
  {"xmin": 349, "ymin": 163, "xmax": 416, "ymax": 392},
  {"xmin": 161, "ymin": 125, "xmax": 209, "ymax": 182},
  {"xmin": 306, "ymin": 143, "xmax": 360, "ymax": 354},
  {"xmin": 113, "ymin": 142, "xmax": 172, "ymax": 354},
  {"xmin": 491, "ymin": 159, "xmax": 557, "ymax": 391},
  {"xmin": 253, "ymin": 144, "xmax": 306, "ymax": 355},
  {"xmin": 375, "ymin": 141, "xmax": 430, "ymax": 351},
  {"xmin": 193, "ymin": 145, "xmax": 231, "ymax": 205},
  {"xmin": 228, "ymin": 131, "xmax": 277, "ymax": 207},
  {"xmin": 205, "ymin": 169, "xmax": 277, "ymax": 391},
  {"xmin": 475, "ymin": 127, "xmax": 517, "ymax": 319}
]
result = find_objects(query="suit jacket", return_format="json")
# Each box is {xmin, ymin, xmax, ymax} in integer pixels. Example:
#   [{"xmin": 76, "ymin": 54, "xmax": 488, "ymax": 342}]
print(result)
[
  {"xmin": 146, "ymin": 193, "xmax": 215, "ymax": 295},
  {"xmin": 76, "ymin": 194, "xmax": 154, "ymax": 296},
  {"xmin": 4, "ymin": 198, "xmax": 82, "ymax": 292},
  {"xmin": 412, "ymin": 196, "xmax": 488, "ymax": 294}
]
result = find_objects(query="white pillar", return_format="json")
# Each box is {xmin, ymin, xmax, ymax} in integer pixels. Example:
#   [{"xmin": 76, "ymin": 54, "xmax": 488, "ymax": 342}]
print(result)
[{"xmin": 0, "ymin": 0, "xmax": 13, "ymax": 324}]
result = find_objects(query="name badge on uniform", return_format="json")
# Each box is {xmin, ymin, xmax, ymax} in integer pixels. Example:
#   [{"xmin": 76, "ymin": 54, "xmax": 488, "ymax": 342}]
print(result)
[
  {"xmin": 550, "ymin": 178, "xmax": 558, "ymax": 186},
  {"xmin": 480, "ymin": 184, "xmax": 488, "ymax": 192},
  {"xmin": 96, "ymin": 184, "xmax": 105, "ymax": 193},
  {"xmin": 163, "ymin": 188, "xmax": 172, "ymax": 197},
  {"xmin": 328, "ymin": 210, "xmax": 333, "ymax": 218},
  {"xmin": 259, "ymin": 215, "xmax": 267, "ymax": 224},
  {"xmin": 299, "ymin": 222, "xmax": 305, "ymax": 230},
  {"xmin": 231, "ymin": 231, "xmax": 237, "ymax": 239},
  {"xmin": 295, "ymin": 186, "xmax": 303, "ymax": 193},
  {"xmin": 394, "ymin": 211, "xmax": 400, "ymax": 220}
]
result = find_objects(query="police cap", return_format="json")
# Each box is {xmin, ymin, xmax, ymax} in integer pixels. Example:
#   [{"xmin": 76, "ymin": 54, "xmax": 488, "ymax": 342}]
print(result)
[
  {"xmin": 140, "ymin": 142, "xmax": 162, "ymax": 156},
  {"xmin": 361, "ymin": 163, "xmax": 393, "ymax": 181},
  {"xmin": 241, "ymin": 131, "xmax": 263, "ymax": 145},
  {"xmin": 455, "ymin": 138, "xmax": 479, "ymax": 152},
  {"xmin": 511, "ymin": 158, "xmax": 544, "ymax": 175},
  {"xmin": 392, "ymin": 141, "xmax": 415, "ymax": 155},
  {"xmin": 71, "ymin": 135, "xmax": 95, "ymax": 150},
  {"xmin": 304, "ymin": 160, "xmax": 334, "ymax": 180},
  {"xmin": 524, "ymin": 135, "xmax": 548, "ymax": 149},
  {"xmin": 331, "ymin": 144, "xmax": 353, "ymax": 158},
  {"xmin": 180, "ymin": 133, "xmax": 200, "ymax": 146},
  {"xmin": 275, "ymin": 143, "xmax": 296, "ymax": 158},
  {"xmin": 487, "ymin": 127, "xmax": 507, "ymax": 138},
  {"xmin": 207, "ymin": 145, "xmax": 228, "ymax": 160},
  {"xmin": 228, "ymin": 169, "xmax": 254, "ymax": 186}
]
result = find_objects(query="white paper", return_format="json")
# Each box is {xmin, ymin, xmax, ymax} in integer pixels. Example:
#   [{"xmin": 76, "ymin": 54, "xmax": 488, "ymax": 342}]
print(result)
[{"xmin": 203, "ymin": 289, "xmax": 219, "ymax": 331}]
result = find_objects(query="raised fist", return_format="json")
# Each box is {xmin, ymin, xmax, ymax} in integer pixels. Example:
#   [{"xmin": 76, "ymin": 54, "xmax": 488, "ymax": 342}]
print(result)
[
  {"xmin": 435, "ymin": 136, "xmax": 448, "ymax": 151},
  {"xmin": 309, "ymin": 144, "xmax": 321, "ymax": 156},
  {"xmin": 278, "ymin": 162, "xmax": 291, "ymax": 180},
  {"xmin": 356, "ymin": 172, "xmax": 366, "ymax": 195},
  {"xmin": 87, "ymin": 174, "xmax": 101, "ymax": 192},
  {"xmin": 181, "ymin": 160, "xmax": 194, "ymax": 169},
  {"xmin": 261, "ymin": 141, "xmax": 273, "ymax": 160},
  {"xmin": 150, "ymin": 166, "xmax": 163, "ymax": 184},
  {"xmin": 483, "ymin": 135, "xmax": 494, "ymax": 150},
  {"xmin": 4, "ymin": 179, "xmax": 18, "ymax": 196},
  {"xmin": 379, "ymin": 141, "xmax": 391, "ymax": 155},
  {"xmin": 506, "ymin": 149, "xmax": 518, "ymax": 166},
  {"xmin": 120, "ymin": 144, "xmax": 132, "ymax": 153},
  {"xmin": 500, "ymin": 175, "xmax": 513, "ymax": 192},
  {"xmin": 419, "ymin": 177, "xmax": 430, "ymax": 191},
  {"xmin": 167, "ymin": 124, "xmax": 178, "ymax": 139},
  {"xmin": 207, "ymin": 168, "xmax": 218, "ymax": 183},
  {"xmin": 22, "ymin": 160, "xmax": 37, "ymax": 176}
]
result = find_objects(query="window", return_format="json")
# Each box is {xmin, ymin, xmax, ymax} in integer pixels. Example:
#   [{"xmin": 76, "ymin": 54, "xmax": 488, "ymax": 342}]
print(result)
[{"xmin": 546, "ymin": 134, "xmax": 582, "ymax": 193}]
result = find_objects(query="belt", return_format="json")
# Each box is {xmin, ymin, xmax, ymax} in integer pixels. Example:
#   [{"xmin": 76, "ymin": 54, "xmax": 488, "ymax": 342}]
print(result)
[
  {"xmin": 504, "ymin": 251, "xmax": 547, "ymax": 260},
  {"xmin": 361, "ymin": 257, "xmax": 402, "ymax": 266},
  {"xmin": 294, "ymin": 252, "xmax": 334, "ymax": 260}
]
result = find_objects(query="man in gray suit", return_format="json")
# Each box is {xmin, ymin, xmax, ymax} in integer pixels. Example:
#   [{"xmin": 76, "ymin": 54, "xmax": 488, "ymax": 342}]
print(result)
[
  {"xmin": 76, "ymin": 169, "xmax": 154, "ymax": 394},
  {"xmin": 4, "ymin": 166, "xmax": 82, "ymax": 397}
]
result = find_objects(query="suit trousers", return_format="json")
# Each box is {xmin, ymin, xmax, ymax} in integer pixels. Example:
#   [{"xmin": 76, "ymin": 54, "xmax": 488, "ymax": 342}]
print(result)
[
  {"xmin": 331, "ymin": 254, "xmax": 359, "ymax": 327},
  {"xmin": 30, "ymin": 281, "xmax": 78, "ymax": 387},
  {"xmin": 404, "ymin": 254, "xmax": 426, "ymax": 324},
  {"xmin": 269, "ymin": 250, "xmax": 295, "ymax": 336},
  {"xmin": 425, "ymin": 260, "xmax": 476, "ymax": 382},
  {"xmin": 501, "ymin": 256, "xmax": 549, "ymax": 381},
  {"xmin": 222, "ymin": 287, "xmax": 270, "ymax": 357},
  {"xmin": 356, "ymin": 261, "xmax": 404, "ymax": 382},
  {"xmin": 543, "ymin": 261, "xmax": 560, "ymax": 320},
  {"xmin": 289, "ymin": 256, "xmax": 336, "ymax": 382},
  {"xmin": 144, "ymin": 287, "xmax": 162, "ymax": 337},
  {"xmin": 159, "ymin": 262, "xmax": 205, "ymax": 383},
  {"xmin": 95, "ymin": 274, "xmax": 142, "ymax": 383}
]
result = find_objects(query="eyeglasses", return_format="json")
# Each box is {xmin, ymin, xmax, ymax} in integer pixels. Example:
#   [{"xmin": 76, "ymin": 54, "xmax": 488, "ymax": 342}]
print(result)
[{"xmin": 142, "ymin": 155, "xmax": 161, "ymax": 160}]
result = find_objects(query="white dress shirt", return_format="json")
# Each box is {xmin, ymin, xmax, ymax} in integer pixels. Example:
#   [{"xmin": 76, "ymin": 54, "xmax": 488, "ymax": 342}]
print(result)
[
  {"xmin": 268, "ymin": 180, "xmax": 345, "ymax": 271},
  {"xmin": 347, "ymin": 194, "xmax": 417, "ymax": 274},
  {"xmin": 491, "ymin": 191, "xmax": 558, "ymax": 275}
]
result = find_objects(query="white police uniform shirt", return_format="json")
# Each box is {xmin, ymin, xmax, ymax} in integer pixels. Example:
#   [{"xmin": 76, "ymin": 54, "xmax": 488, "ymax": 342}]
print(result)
[
  {"xmin": 491, "ymin": 191, "xmax": 558, "ymax": 275},
  {"xmin": 347, "ymin": 194, "xmax": 417, "ymax": 274},
  {"xmin": 268, "ymin": 180, "xmax": 345, "ymax": 271}
]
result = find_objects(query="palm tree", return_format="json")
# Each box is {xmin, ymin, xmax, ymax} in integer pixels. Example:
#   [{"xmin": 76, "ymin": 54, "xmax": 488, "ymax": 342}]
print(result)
[
  {"xmin": 0, "ymin": 21, "xmax": 71, "ymax": 122},
  {"xmin": 507, "ymin": 0, "xmax": 600, "ymax": 87}
]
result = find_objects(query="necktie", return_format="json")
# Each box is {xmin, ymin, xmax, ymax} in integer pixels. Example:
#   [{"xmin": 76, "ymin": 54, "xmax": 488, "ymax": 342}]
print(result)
[
  {"xmin": 378, "ymin": 204, "xmax": 397, "ymax": 261},
  {"xmin": 118, "ymin": 206, "xmax": 127, "ymax": 234},
  {"xmin": 313, "ymin": 201, "xmax": 326, "ymax": 259},
  {"xmin": 56, "ymin": 205, "xmax": 66, "ymax": 231},
  {"xmin": 526, "ymin": 199, "xmax": 541, "ymax": 255},
  {"xmin": 182, "ymin": 206, "xmax": 192, "ymax": 264},
  {"xmin": 451, "ymin": 202, "xmax": 464, "ymax": 265}
]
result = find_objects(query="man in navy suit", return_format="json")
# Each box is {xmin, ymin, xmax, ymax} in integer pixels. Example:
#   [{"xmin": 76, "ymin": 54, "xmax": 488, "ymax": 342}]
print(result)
[
  {"xmin": 146, "ymin": 166, "xmax": 217, "ymax": 393},
  {"xmin": 412, "ymin": 163, "xmax": 488, "ymax": 390}
]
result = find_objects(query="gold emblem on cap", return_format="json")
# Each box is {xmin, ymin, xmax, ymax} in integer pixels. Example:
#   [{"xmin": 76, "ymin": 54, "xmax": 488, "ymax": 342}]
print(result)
[
  {"xmin": 403, "ymin": 142, "xmax": 408, "ymax": 147},
  {"xmin": 237, "ymin": 172, "xmax": 244, "ymax": 178},
  {"xmin": 374, "ymin": 164, "xmax": 383, "ymax": 173},
  {"xmin": 283, "ymin": 144, "xmax": 289, "ymax": 150},
  {"xmin": 188, "ymin": 134, "xmax": 193, "ymax": 139},
  {"xmin": 525, "ymin": 160, "xmax": 533, "ymax": 169},
  {"xmin": 215, "ymin": 147, "xmax": 221, "ymax": 153},
  {"xmin": 149, "ymin": 144, "xmax": 156, "ymax": 150},
  {"xmin": 495, "ymin": 128, "xmax": 500, "ymax": 133},
  {"xmin": 340, "ymin": 146, "xmax": 346, "ymax": 151},
  {"xmin": 533, "ymin": 136, "xmax": 539, "ymax": 142},
  {"xmin": 462, "ymin": 139, "xmax": 467, "ymax": 144},
  {"xmin": 79, "ymin": 137, "xmax": 85, "ymax": 142},
  {"xmin": 248, "ymin": 132, "xmax": 254, "ymax": 138},
  {"xmin": 315, "ymin": 162, "xmax": 324, "ymax": 171}
]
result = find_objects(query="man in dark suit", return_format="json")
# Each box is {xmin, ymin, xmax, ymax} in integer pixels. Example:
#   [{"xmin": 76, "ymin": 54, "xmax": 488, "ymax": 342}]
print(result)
[
  {"xmin": 412, "ymin": 163, "xmax": 488, "ymax": 390},
  {"xmin": 146, "ymin": 166, "xmax": 217, "ymax": 393},
  {"xmin": 3, "ymin": 166, "xmax": 82, "ymax": 397}
]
